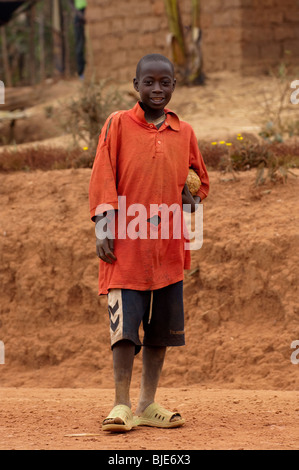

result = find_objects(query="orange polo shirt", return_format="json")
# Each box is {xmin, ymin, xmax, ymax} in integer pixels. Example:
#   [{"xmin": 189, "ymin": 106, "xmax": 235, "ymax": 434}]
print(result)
[{"xmin": 89, "ymin": 102, "xmax": 209, "ymax": 295}]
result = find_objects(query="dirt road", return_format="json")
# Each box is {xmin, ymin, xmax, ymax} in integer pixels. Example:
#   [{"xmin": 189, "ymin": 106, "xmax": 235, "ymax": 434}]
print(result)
[{"xmin": 1, "ymin": 387, "xmax": 298, "ymax": 450}]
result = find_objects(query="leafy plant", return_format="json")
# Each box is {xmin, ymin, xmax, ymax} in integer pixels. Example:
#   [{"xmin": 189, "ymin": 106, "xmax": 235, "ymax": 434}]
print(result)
[
  {"xmin": 58, "ymin": 80, "xmax": 127, "ymax": 167},
  {"xmin": 201, "ymin": 134, "xmax": 298, "ymax": 185},
  {"xmin": 258, "ymin": 59, "xmax": 299, "ymax": 142}
]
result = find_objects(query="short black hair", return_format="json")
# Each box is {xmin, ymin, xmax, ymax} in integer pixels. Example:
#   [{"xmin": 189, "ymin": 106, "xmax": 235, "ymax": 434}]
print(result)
[{"xmin": 136, "ymin": 54, "xmax": 175, "ymax": 79}]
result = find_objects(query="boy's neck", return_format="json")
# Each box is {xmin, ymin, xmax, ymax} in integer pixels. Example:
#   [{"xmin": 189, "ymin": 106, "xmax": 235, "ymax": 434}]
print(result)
[{"xmin": 140, "ymin": 102, "xmax": 165, "ymax": 123}]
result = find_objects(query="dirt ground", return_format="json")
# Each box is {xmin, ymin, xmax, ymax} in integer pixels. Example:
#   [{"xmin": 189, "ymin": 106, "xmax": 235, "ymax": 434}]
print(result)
[
  {"xmin": 1, "ymin": 387, "xmax": 299, "ymax": 450},
  {"xmin": 0, "ymin": 73, "xmax": 298, "ymax": 450}
]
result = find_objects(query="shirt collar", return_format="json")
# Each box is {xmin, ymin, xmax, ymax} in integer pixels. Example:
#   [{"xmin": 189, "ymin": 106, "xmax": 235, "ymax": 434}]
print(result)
[{"xmin": 130, "ymin": 102, "xmax": 180, "ymax": 132}]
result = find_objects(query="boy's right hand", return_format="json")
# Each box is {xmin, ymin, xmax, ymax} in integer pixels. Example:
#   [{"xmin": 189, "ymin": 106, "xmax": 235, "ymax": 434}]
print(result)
[
  {"xmin": 95, "ymin": 212, "xmax": 117, "ymax": 264},
  {"xmin": 96, "ymin": 237, "xmax": 117, "ymax": 264}
]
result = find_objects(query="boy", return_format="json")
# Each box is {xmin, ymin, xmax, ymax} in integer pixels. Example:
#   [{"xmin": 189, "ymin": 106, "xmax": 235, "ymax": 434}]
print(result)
[{"xmin": 89, "ymin": 54, "xmax": 209, "ymax": 432}]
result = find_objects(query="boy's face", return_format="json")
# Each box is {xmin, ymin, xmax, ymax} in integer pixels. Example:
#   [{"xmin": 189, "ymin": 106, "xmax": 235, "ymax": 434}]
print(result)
[{"xmin": 133, "ymin": 60, "xmax": 176, "ymax": 112}]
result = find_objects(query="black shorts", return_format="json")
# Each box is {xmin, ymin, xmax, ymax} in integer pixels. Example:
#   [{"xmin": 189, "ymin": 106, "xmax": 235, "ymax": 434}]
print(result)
[{"xmin": 107, "ymin": 281, "xmax": 185, "ymax": 354}]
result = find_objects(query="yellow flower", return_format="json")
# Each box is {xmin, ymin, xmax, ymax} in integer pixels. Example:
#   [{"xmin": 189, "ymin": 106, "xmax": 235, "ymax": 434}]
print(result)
[
  {"xmin": 237, "ymin": 136, "xmax": 243, "ymax": 140},
  {"xmin": 226, "ymin": 142, "xmax": 232, "ymax": 146},
  {"xmin": 219, "ymin": 141, "xmax": 226, "ymax": 144},
  {"xmin": 211, "ymin": 142, "xmax": 218, "ymax": 145},
  {"xmin": 83, "ymin": 146, "xmax": 88, "ymax": 150}
]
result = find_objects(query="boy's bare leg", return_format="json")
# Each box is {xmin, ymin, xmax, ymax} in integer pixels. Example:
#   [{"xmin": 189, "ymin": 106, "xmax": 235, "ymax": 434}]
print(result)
[
  {"xmin": 103, "ymin": 340, "xmax": 135, "ymax": 424},
  {"xmin": 135, "ymin": 345, "xmax": 166, "ymax": 415},
  {"xmin": 113, "ymin": 340, "xmax": 135, "ymax": 407},
  {"xmin": 135, "ymin": 346, "xmax": 182, "ymax": 422}
]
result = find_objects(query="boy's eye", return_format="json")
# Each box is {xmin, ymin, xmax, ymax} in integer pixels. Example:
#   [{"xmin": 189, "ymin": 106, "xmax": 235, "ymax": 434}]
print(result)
[
  {"xmin": 144, "ymin": 80, "xmax": 153, "ymax": 85},
  {"xmin": 162, "ymin": 81, "xmax": 171, "ymax": 86}
]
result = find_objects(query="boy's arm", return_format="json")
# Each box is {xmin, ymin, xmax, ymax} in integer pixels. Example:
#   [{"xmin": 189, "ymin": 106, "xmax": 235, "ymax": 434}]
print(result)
[
  {"xmin": 89, "ymin": 112, "xmax": 120, "ymax": 221},
  {"xmin": 182, "ymin": 184, "xmax": 200, "ymax": 213},
  {"xmin": 189, "ymin": 130, "xmax": 210, "ymax": 201},
  {"xmin": 89, "ymin": 113, "xmax": 121, "ymax": 263},
  {"xmin": 182, "ymin": 129, "xmax": 209, "ymax": 212}
]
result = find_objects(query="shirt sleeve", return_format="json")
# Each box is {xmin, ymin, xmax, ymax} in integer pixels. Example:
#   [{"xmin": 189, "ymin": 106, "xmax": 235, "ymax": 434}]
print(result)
[
  {"xmin": 189, "ymin": 130, "xmax": 210, "ymax": 201},
  {"xmin": 89, "ymin": 112, "xmax": 120, "ymax": 220}
]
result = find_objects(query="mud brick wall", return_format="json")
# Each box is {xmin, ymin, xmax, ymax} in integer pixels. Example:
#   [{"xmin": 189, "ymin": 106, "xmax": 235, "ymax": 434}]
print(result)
[
  {"xmin": 241, "ymin": 0, "xmax": 299, "ymax": 74},
  {"xmin": 200, "ymin": 0, "xmax": 243, "ymax": 73},
  {"xmin": 86, "ymin": 0, "xmax": 299, "ymax": 81},
  {"xmin": 86, "ymin": 0, "xmax": 169, "ymax": 82}
]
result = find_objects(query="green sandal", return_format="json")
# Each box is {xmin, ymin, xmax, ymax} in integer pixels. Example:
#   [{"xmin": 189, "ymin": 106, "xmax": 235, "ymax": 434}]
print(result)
[{"xmin": 102, "ymin": 404, "xmax": 135, "ymax": 432}]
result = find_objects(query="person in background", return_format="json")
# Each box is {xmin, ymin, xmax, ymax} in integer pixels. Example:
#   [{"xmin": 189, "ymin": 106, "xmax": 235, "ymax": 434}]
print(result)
[{"xmin": 69, "ymin": 0, "xmax": 87, "ymax": 79}]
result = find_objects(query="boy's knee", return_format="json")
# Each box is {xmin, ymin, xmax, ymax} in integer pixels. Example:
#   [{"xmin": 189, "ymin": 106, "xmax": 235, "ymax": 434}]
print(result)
[{"xmin": 113, "ymin": 339, "xmax": 135, "ymax": 350}]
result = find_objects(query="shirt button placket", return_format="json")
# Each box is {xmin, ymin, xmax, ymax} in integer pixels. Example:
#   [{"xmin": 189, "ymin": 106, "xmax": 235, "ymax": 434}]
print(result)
[
  {"xmin": 156, "ymin": 135, "xmax": 163, "ymax": 156},
  {"xmin": 149, "ymin": 124, "xmax": 155, "ymax": 157}
]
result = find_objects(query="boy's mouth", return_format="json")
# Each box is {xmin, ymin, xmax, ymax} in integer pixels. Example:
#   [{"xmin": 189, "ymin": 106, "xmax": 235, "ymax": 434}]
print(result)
[{"xmin": 150, "ymin": 97, "xmax": 165, "ymax": 104}]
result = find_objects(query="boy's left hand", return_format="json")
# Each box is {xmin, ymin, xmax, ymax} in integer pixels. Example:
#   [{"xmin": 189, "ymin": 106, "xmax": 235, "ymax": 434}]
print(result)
[{"xmin": 182, "ymin": 184, "xmax": 200, "ymax": 212}]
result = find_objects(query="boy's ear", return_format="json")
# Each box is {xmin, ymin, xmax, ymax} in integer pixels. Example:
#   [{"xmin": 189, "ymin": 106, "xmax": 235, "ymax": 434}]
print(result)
[
  {"xmin": 172, "ymin": 78, "xmax": 177, "ymax": 91},
  {"xmin": 133, "ymin": 77, "xmax": 139, "ymax": 92}
]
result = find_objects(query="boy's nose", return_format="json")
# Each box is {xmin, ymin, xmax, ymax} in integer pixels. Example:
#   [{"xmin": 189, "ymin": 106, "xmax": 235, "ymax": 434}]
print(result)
[{"xmin": 152, "ymin": 82, "xmax": 163, "ymax": 93}]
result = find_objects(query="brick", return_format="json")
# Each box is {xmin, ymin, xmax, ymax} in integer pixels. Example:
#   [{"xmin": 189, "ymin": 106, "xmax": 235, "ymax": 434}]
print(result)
[
  {"xmin": 273, "ymin": 0, "xmax": 297, "ymax": 8},
  {"xmin": 111, "ymin": 18, "xmax": 125, "ymax": 32},
  {"xmin": 213, "ymin": 9, "xmax": 242, "ymax": 27},
  {"xmin": 91, "ymin": 20, "xmax": 112, "ymax": 37},
  {"xmin": 274, "ymin": 26, "xmax": 298, "ymax": 41},
  {"xmin": 222, "ymin": 27, "xmax": 242, "ymax": 43},
  {"xmin": 201, "ymin": 14, "xmax": 213, "ymax": 29},
  {"xmin": 242, "ymin": 43, "xmax": 260, "ymax": 59},
  {"xmin": 99, "ymin": 35, "xmax": 122, "ymax": 54},
  {"xmin": 204, "ymin": 27, "xmax": 241, "ymax": 45},
  {"xmin": 141, "ymin": 16, "xmax": 160, "ymax": 33},
  {"xmin": 252, "ymin": 0, "xmax": 275, "ymax": 7},
  {"xmin": 260, "ymin": 42, "xmax": 282, "ymax": 60},
  {"xmin": 284, "ymin": 10, "xmax": 299, "ymax": 22},
  {"xmin": 241, "ymin": 0, "xmax": 253, "ymax": 7},
  {"xmin": 115, "ymin": 64, "xmax": 135, "ymax": 82},
  {"xmin": 201, "ymin": 0, "xmax": 223, "ymax": 14},
  {"xmin": 242, "ymin": 26, "xmax": 274, "ymax": 43},
  {"xmin": 153, "ymin": 33, "xmax": 169, "ymax": 48},
  {"xmin": 123, "ymin": 17, "xmax": 141, "ymax": 32},
  {"xmin": 100, "ymin": 4, "xmax": 120, "ymax": 20},
  {"xmin": 283, "ymin": 40, "xmax": 299, "ymax": 57},
  {"xmin": 222, "ymin": 0, "xmax": 242, "ymax": 9},
  {"xmin": 152, "ymin": 0, "xmax": 165, "ymax": 16},
  {"xmin": 86, "ymin": 7, "xmax": 102, "ymax": 22},
  {"xmin": 120, "ymin": 32, "xmax": 142, "ymax": 49},
  {"xmin": 262, "ymin": 10, "xmax": 284, "ymax": 25},
  {"xmin": 126, "ymin": 48, "xmax": 143, "ymax": 64},
  {"xmin": 117, "ymin": 0, "xmax": 153, "ymax": 17},
  {"xmin": 242, "ymin": 10, "xmax": 283, "ymax": 26},
  {"xmin": 109, "ymin": 49, "xmax": 128, "ymax": 67},
  {"xmin": 137, "ymin": 33, "xmax": 154, "ymax": 48}
]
